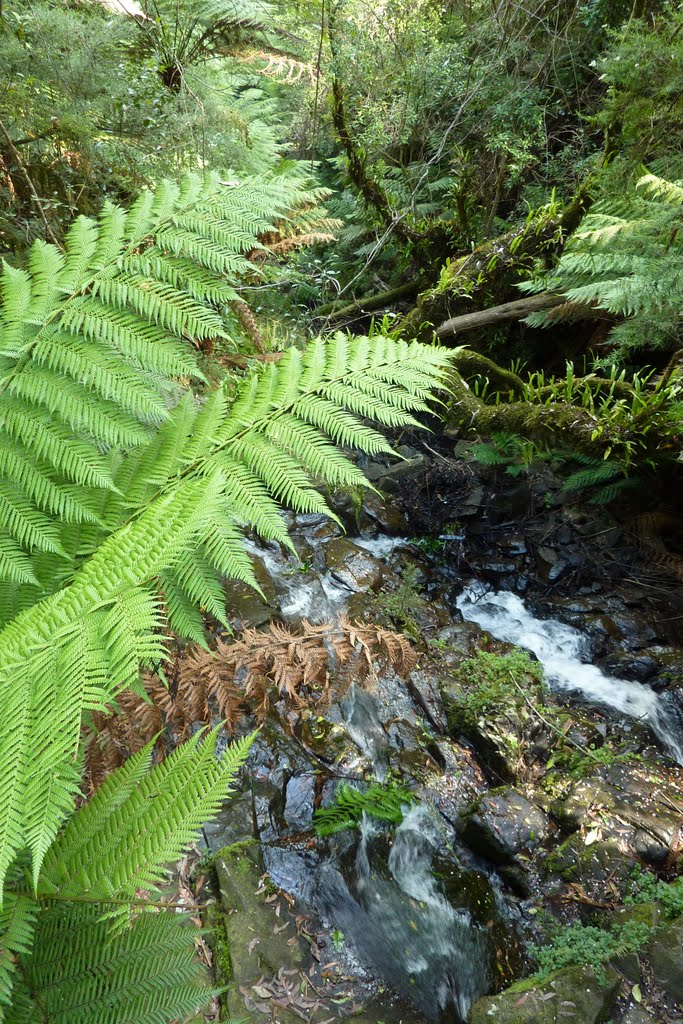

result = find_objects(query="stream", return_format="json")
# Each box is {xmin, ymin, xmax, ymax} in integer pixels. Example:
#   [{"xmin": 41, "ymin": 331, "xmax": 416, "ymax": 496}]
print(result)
[
  {"xmin": 457, "ymin": 583, "xmax": 683, "ymax": 764},
  {"xmin": 222, "ymin": 524, "xmax": 683, "ymax": 1024}
]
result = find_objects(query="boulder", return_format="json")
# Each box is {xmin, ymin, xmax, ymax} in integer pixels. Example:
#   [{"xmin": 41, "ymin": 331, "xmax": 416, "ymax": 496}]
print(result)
[
  {"xmin": 468, "ymin": 964, "xmax": 620, "ymax": 1024},
  {"xmin": 645, "ymin": 914, "xmax": 683, "ymax": 1003},
  {"xmin": 553, "ymin": 762, "xmax": 683, "ymax": 870},
  {"xmin": 544, "ymin": 832, "xmax": 635, "ymax": 887},
  {"xmin": 459, "ymin": 787, "xmax": 554, "ymax": 866},
  {"xmin": 323, "ymin": 538, "xmax": 384, "ymax": 592}
]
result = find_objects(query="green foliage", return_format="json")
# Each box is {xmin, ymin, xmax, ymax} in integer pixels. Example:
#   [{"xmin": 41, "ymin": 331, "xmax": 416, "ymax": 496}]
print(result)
[
  {"xmin": 522, "ymin": 172, "xmax": 683, "ymax": 362},
  {"xmin": 447, "ymin": 648, "xmax": 544, "ymax": 732},
  {"xmin": 529, "ymin": 918, "xmax": 653, "ymax": 981},
  {"xmin": 0, "ymin": 728, "xmax": 253, "ymax": 1022},
  {"xmin": 313, "ymin": 782, "xmax": 417, "ymax": 837},
  {"xmin": 0, "ymin": 166, "xmax": 454, "ymax": 1022},
  {"xmin": 470, "ymin": 432, "xmax": 547, "ymax": 476},
  {"xmin": 7, "ymin": 904, "xmax": 214, "ymax": 1024},
  {"xmin": 0, "ymin": 171, "xmax": 450, "ymax": 634},
  {"xmin": 372, "ymin": 564, "xmax": 428, "ymax": 640},
  {"xmin": 624, "ymin": 868, "xmax": 683, "ymax": 921}
]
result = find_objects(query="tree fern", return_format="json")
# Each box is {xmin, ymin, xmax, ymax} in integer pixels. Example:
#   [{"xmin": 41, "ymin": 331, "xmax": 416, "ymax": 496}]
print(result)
[
  {"xmin": 0, "ymin": 171, "xmax": 454, "ymax": 1023},
  {"xmin": 521, "ymin": 172, "xmax": 683, "ymax": 363},
  {"xmin": 6, "ymin": 904, "xmax": 216, "ymax": 1024}
]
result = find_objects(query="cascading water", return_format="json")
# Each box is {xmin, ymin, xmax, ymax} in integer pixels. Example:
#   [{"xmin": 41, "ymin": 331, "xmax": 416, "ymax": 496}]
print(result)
[
  {"xmin": 315, "ymin": 806, "xmax": 489, "ymax": 1023},
  {"xmin": 457, "ymin": 583, "xmax": 683, "ymax": 764}
]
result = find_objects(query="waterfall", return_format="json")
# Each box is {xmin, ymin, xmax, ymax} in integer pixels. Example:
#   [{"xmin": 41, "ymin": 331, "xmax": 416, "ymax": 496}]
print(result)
[
  {"xmin": 457, "ymin": 583, "xmax": 683, "ymax": 764},
  {"xmin": 315, "ymin": 805, "xmax": 490, "ymax": 1022}
]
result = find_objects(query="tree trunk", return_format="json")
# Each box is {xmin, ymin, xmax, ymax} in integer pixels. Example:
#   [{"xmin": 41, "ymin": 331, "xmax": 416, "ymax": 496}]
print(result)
[{"xmin": 399, "ymin": 185, "xmax": 593, "ymax": 342}]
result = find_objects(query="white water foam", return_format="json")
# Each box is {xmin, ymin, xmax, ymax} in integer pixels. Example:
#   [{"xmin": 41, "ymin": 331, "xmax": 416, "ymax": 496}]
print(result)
[{"xmin": 456, "ymin": 584, "xmax": 683, "ymax": 764}]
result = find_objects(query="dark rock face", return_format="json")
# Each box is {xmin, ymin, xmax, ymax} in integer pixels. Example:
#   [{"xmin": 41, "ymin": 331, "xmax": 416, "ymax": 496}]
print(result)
[{"xmin": 459, "ymin": 787, "xmax": 555, "ymax": 866}]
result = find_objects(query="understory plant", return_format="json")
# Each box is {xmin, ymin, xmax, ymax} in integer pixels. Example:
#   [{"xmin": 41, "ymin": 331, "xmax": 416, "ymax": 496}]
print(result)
[
  {"xmin": 0, "ymin": 172, "xmax": 454, "ymax": 1021},
  {"xmin": 529, "ymin": 918, "xmax": 654, "ymax": 983}
]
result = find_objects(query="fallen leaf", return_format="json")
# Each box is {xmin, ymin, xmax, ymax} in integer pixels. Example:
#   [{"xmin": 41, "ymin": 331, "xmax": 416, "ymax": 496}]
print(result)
[
  {"xmin": 251, "ymin": 985, "xmax": 271, "ymax": 999},
  {"xmin": 632, "ymin": 984, "xmax": 642, "ymax": 1003}
]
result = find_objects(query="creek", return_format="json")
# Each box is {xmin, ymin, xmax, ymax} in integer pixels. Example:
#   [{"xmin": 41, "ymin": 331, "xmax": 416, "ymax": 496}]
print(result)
[
  {"xmin": 216, "ymin": 517, "xmax": 683, "ymax": 1024},
  {"xmin": 457, "ymin": 584, "xmax": 683, "ymax": 765}
]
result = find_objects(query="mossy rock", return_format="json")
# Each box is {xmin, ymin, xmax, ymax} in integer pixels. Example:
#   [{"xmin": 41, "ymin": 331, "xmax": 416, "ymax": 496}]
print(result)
[
  {"xmin": 468, "ymin": 964, "xmax": 620, "ymax": 1023},
  {"xmin": 543, "ymin": 831, "xmax": 635, "ymax": 885},
  {"xmin": 645, "ymin": 913, "xmax": 683, "ymax": 1003},
  {"xmin": 213, "ymin": 840, "xmax": 308, "ymax": 1022}
]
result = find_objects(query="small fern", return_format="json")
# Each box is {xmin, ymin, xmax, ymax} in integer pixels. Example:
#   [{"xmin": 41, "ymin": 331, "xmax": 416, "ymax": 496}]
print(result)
[{"xmin": 313, "ymin": 782, "xmax": 417, "ymax": 837}]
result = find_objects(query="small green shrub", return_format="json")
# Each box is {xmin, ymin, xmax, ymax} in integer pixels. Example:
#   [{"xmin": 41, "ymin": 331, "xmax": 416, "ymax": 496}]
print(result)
[
  {"xmin": 529, "ymin": 918, "xmax": 653, "ymax": 981},
  {"xmin": 624, "ymin": 868, "xmax": 683, "ymax": 920},
  {"xmin": 447, "ymin": 648, "xmax": 544, "ymax": 731}
]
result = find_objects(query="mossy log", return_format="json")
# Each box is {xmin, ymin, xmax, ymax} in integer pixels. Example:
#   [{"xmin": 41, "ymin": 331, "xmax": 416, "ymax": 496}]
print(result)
[
  {"xmin": 315, "ymin": 281, "xmax": 421, "ymax": 323},
  {"xmin": 399, "ymin": 188, "xmax": 592, "ymax": 343}
]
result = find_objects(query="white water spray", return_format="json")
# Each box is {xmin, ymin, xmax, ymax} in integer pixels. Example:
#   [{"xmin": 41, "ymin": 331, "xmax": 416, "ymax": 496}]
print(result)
[{"xmin": 457, "ymin": 584, "xmax": 683, "ymax": 764}]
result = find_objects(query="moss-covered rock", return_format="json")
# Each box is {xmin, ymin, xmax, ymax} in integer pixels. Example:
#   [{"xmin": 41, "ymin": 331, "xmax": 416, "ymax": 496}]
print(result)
[
  {"xmin": 468, "ymin": 964, "xmax": 620, "ymax": 1023},
  {"xmin": 214, "ymin": 840, "xmax": 308, "ymax": 1023},
  {"xmin": 645, "ymin": 913, "xmax": 683, "ymax": 1003}
]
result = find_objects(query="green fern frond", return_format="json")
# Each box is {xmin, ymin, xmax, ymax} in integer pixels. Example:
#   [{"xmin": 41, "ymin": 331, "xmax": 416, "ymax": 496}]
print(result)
[
  {"xmin": 521, "ymin": 171, "xmax": 683, "ymax": 361},
  {"xmin": 7, "ymin": 903, "xmax": 215, "ymax": 1024},
  {"xmin": 0, "ymin": 893, "xmax": 36, "ymax": 1012},
  {"xmin": 0, "ymin": 172, "xmax": 322, "ymax": 588},
  {"xmin": 40, "ymin": 728, "xmax": 254, "ymax": 902},
  {"xmin": 561, "ymin": 462, "xmax": 623, "ymax": 494},
  {"xmin": 314, "ymin": 782, "xmax": 417, "ymax": 837}
]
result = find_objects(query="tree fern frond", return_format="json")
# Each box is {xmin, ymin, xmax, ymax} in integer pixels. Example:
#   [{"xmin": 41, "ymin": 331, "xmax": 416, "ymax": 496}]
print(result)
[
  {"xmin": 9, "ymin": 904, "xmax": 215, "ymax": 1024},
  {"xmin": 41, "ymin": 728, "xmax": 254, "ymax": 900},
  {"xmin": 0, "ymin": 893, "xmax": 36, "ymax": 1011}
]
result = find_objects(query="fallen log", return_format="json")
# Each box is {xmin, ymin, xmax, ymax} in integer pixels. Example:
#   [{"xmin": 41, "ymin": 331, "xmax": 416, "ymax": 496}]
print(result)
[
  {"xmin": 435, "ymin": 292, "xmax": 565, "ymax": 338},
  {"xmin": 316, "ymin": 281, "xmax": 421, "ymax": 323}
]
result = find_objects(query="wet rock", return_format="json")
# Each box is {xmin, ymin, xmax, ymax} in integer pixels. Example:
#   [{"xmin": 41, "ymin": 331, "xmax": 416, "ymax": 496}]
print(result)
[
  {"xmin": 408, "ymin": 668, "xmax": 448, "ymax": 732},
  {"xmin": 324, "ymin": 538, "xmax": 384, "ymax": 592},
  {"xmin": 421, "ymin": 740, "xmax": 489, "ymax": 824},
  {"xmin": 261, "ymin": 843, "xmax": 319, "ymax": 903},
  {"xmin": 645, "ymin": 914, "xmax": 683, "ymax": 1003},
  {"xmin": 536, "ymin": 545, "xmax": 568, "ymax": 582},
  {"xmin": 359, "ymin": 490, "xmax": 411, "ymax": 534},
  {"xmin": 283, "ymin": 774, "xmax": 315, "ymax": 831},
  {"xmin": 440, "ymin": 667, "xmax": 547, "ymax": 783},
  {"xmin": 202, "ymin": 788, "xmax": 255, "ymax": 853},
  {"xmin": 364, "ymin": 454, "xmax": 427, "ymax": 488},
  {"xmin": 459, "ymin": 788, "xmax": 554, "ymax": 866},
  {"xmin": 225, "ymin": 554, "xmax": 279, "ymax": 627},
  {"xmin": 293, "ymin": 714, "xmax": 357, "ymax": 766},
  {"xmin": 468, "ymin": 964, "xmax": 621, "ymax": 1024}
]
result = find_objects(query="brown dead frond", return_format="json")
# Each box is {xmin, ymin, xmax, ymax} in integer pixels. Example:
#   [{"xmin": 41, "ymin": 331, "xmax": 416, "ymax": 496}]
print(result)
[
  {"xmin": 83, "ymin": 618, "xmax": 416, "ymax": 790},
  {"xmin": 234, "ymin": 50, "xmax": 317, "ymax": 85},
  {"xmin": 266, "ymin": 232, "xmax": 338, "ymax": 256}
]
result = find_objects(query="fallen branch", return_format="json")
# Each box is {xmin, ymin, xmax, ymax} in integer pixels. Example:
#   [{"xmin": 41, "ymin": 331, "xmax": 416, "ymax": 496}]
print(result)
[{"xmin": 436, "ymin": 292, "xmax": 565, "ymax": 338}]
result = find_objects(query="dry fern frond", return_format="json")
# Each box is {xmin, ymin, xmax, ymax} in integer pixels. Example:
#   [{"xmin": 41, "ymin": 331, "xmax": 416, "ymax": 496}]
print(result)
[
  {"xmin": 235, "ymin": 50, "xmax": 317, "ymax": 84},
  {"xmin": 83, "ymin": 618, "xmax": 416, "ymax": 788},
  {"xmin": 266, "ymin": 231, "xmax": 338, "ymax": 255}
]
